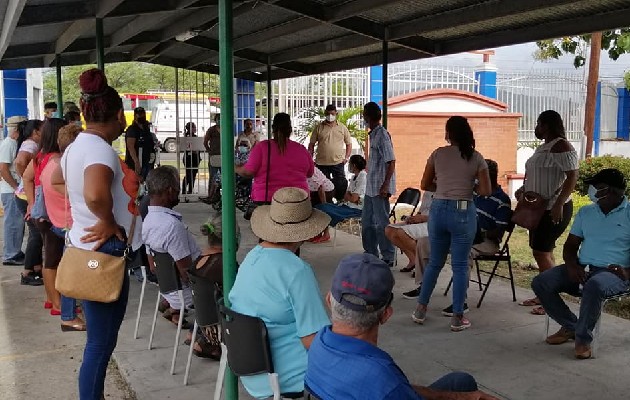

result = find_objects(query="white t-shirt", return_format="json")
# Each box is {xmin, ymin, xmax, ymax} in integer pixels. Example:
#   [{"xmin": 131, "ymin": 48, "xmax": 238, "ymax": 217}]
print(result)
[
  {"xmin": 62, "ymin": 132, "xmax": 142, "ymax": 251},
  {"xmin": 0, "ymin": 137, "xmax": 19, "ymax": 194},
  {"xmin": 345, "ymin": 170, "xmax": 367, "ymax": 210},
  {"xmin": 18, "ymin": 139, "xmax": 39, "ymax": 155}
]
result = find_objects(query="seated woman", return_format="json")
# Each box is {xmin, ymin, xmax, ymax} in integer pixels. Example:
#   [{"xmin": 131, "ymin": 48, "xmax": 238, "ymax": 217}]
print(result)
[
  {"xmin": 142, "ymin": 166, "xmax": 196, "ymax": 328},
  {"xmin": 229, "ymin": 187, "xmax": 331, "ymax": 399},
  {"xmin": 315, "ymin": 154, "xmax": 367, "ymax": 242},
  {"xmin": 186, "ymin": 213, "xmax": 240, "ymax": 360},
  {"xmin": 308, "ymin": 167, "xmax": 335, "ymax": 207},
  {"xmin": 384, "ymin": 190, "xmax": 434, "ymax": 272}
]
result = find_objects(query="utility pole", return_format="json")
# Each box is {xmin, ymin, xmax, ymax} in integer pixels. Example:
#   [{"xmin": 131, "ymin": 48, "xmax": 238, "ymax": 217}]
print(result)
[{"xmin": 584, "ymin": 32, "xmax": 602, "ymax": 158}]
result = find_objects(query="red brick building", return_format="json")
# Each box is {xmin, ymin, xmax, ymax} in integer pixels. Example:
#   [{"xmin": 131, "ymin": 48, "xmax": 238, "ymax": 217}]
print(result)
[{"xmin": 387, "ymin": 89, "xmax": 521, "ymax": 195}]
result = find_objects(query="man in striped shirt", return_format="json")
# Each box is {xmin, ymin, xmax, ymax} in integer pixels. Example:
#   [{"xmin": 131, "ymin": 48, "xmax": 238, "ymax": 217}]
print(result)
[{"xmin": 404, "ymin": 159, "xmax": 511, "ymax": 315}]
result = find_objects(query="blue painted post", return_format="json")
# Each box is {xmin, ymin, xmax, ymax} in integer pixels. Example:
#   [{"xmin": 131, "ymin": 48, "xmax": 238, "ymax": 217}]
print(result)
[
  {"xmin": 369, "ymin": 65, "xmax": 383, "ymax": 105},
  {"xmin": 616, "ymin": 87, "xmax": 630, "ymax": 141},
  {"xmin": 474, "ymin": 63, "xmax": 497, "ymax": 99},
  {"xmin": 235, "ymin": 78, "xmax": 256, "ymax": 135},
  {"xmin": 2, "ymin": 69, "xmax": 28, "ymax": 138},
  {"xmin": 594, "ymin": 82, "xmax": 602, "ymax": 156}
]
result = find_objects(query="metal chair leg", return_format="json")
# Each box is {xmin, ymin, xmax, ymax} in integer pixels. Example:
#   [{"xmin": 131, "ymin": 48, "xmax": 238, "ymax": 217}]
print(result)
[
  {"xmin": 213, "ymin": 343, "xmax": 228, "ymax": 400},
  {"xmin": 183, "ymin": 320, "xmax": 198, "ymax": 385},
  {"xmin": 543, "ymin": 314, "xmax": 550, "ymax": 342},
  {"xmin": 170, "ymin": 290, "xmax": 185, "ymax": 375},
  {"xmin": 133, "ymin": 266, "xmax": 147, "ymax": 339},
  {"xmin": 333, "ymin": 227, "xmax": 337, "ymax": 248},
  {"xmin": 507, "ymin": 258, "xmax": 516, "ymax": 302},
  {"xmin": 148, "ymin": 291, "xmax": 161, "ymax": 350},
  {"xmin": 269, "ymin": 372, "xmax": 281, "ymax": 400},
  {"xmin": 475, "ymin": 260, "xmax": 483, "ymax": 291},
  {"xmin": 443, "ymin": 277, "xmax": 453, "ymax": 296},
  {"xmin": 477, "ymin": 259, "xmax": 501, "ymax": 308}
]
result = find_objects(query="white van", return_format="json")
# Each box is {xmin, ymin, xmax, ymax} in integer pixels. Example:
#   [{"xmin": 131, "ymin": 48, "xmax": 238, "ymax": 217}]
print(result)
[{"xmin": 150, "ymin": 102, "xmax": 219, "ymax": 152}]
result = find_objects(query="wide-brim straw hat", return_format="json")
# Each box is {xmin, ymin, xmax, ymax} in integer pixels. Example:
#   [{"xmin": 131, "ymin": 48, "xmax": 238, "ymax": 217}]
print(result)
[{"xmin": 251, "ymin": 187, "xmax": 331, "ymax": 243}]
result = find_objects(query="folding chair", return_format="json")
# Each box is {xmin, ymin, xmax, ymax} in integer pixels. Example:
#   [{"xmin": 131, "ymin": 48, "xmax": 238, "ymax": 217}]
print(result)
[
  {"xmin": 390, "ymin": 187, "xmax": 421, "ymax": 267},
  {"xmin": 127, "ymin": 245, "xmax": 148, "ymax": 340},
  {"xmin": 147, "ymin": 250, "xmax": 186, "ymax": 375},
  {"xmin": 214, "ymin": 298, "xmax": 304, "ymax": 400},
  {"xmin": 183, "ymin": 274, "xmax": 220, "ymax": 385},
  {"xmin": 444, "ymin": 222, "xmax": 516, "ymax": 308},
  {"xmin": 544, "ymin": 289, "xmax": 630, "ymax": 358}
]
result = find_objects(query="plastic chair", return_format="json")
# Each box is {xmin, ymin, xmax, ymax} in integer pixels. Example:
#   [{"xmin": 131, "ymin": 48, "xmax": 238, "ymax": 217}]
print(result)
[
  {"xmin": 544, "ymin": 289, "xmax": 630, "ymax": 358},
  {"xmin": 147, "ymin": 250, "xmax": 185, "ymax": 375},
  {"xmin": 214, "ymin": 298, "xmax": 304, "ymax": 400},
  {"xmin": 389, "ymin": 187, "xmax": 421, "ymax": 267},
  {"xmin": 444, "ymin": 222, "xmax": 516, "ymax": 308},
  {"xmin": 183, "ymin": 274, "xmax": 220, "ymax": 385}
]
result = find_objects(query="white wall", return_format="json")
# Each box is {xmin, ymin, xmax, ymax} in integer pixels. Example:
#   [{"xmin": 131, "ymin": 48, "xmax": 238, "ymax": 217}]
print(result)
[
  {"xmin": 599, "ymin": 141, "xmax": 630, "ymax": 157},
  {"xmin": 390, "ymin": 97, "xmax": 501, "ymax": 113},
  {"xmin": 26, "ymin": 69, "xmax": 43, "ymax": 120}
]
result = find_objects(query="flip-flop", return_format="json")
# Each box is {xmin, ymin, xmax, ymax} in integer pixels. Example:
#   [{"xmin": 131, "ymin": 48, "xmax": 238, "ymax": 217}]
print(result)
[
  {"xmin": 519, "ymin": 298, "xmax": 541, "ymax": 306},
  {"xmin": 530, "ymin": 306, "xmax": 546, "ymax": 315},
  {"xmin": 61, "ymin": 323, "xmax": 86, "ymax": 332}
]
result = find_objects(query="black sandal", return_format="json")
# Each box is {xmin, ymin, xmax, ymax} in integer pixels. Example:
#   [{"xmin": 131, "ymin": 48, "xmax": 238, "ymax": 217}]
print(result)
[{"xmin": 399, "ymin": 265, "xmax": 415, "ymax": 273}]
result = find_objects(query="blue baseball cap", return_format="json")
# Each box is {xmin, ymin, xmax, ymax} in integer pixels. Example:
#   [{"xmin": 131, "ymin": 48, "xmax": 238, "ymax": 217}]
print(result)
[{"xmin": 331, "ymin": 253, "xmax": 395, "ymax": 312}]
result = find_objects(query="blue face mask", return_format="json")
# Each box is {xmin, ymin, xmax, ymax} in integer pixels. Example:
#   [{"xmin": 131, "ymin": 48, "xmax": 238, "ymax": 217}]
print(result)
[{"xmin": 588, "ymin": 185, "xmax": 608, "ymax": 203}]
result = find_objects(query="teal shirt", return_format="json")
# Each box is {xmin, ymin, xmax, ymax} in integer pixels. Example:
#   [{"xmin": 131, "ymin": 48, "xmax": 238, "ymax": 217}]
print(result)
[
  {"xmin": 570, "ymin": 197, "xmax": 630, "ymax": 268},
  {"xmin": 228, "ymin": 246, "xmax": 330, "ymax": 399}
]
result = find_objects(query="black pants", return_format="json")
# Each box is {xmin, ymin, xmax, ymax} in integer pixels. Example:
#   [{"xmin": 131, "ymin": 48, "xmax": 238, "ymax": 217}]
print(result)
[
  {"xmin": 182, "ymin": 167, "xmax": 199, "ymax": 194},
  {"xmin": 15, "ymin": 198, "xmax": 43, "ymax": 271},
  {"xmin": 317, "ymin": 163, "xmax": 348, "ymax": 202}
]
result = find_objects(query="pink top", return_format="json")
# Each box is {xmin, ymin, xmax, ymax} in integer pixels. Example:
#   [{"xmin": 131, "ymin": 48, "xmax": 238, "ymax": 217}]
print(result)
[
  {"xmin": 243, "ymin": 139, "xmax": 314, "ymax": 202},
  {"xmin": 40, "ymin": 156, "xmax": 72, "ymax": 228}
]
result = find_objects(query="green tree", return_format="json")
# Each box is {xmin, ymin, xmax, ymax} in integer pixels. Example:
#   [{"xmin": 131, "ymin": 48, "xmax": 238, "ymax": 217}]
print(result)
[{"xmin": 534, "ymin": 30, "xmax": 630, "ymax": 67}]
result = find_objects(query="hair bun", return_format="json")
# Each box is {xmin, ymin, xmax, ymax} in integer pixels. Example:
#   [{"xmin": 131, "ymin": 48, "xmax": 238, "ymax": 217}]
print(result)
[{"xmin": 79, "ymin": 68, "xmax": 108, "ymax": 94}]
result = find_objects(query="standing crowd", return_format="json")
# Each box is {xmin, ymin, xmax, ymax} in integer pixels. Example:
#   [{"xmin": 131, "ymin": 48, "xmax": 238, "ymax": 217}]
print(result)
[{"xmin": 2, "ymin": 66, "xmax": 629, "ymax": 400}]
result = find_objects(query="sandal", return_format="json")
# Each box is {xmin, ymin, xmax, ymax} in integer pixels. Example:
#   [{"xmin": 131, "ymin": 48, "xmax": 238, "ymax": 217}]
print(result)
[
  {"xmin": 61, "ymin": 323, "xmax": 86, "ymax": 332},
  {"xmin": 193, "ymin": 338, "xmax": 222, "ymax": 360},
  {"xmin": 399, "ymin": 265, "xmax": 415, "ymax": 273},
  {"xmin": 519, "ymin": 298, "xmax": 541, "ymax": 307},
  {"xmin": 530, "ymin": 306, "xmax": 546, "ymax": 315}
]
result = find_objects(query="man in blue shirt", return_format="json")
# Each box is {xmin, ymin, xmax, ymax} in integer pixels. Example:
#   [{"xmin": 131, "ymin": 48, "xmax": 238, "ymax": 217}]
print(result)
[
  {"xmin": 532, "ymin": 168, "xmax": 630, "ymax": 360},
  {"xmin": 362, "ymin": 102, "xmax": 397, "ymax": 266},
  {"xmin": 305, "ymin": 253, "xmax": 498, "ymax": 400}
]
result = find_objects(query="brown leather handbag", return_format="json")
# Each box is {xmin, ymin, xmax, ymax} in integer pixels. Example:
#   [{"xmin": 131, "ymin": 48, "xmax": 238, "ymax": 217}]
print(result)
[{"xmin": 511, "ymin": 191, "xmax": 548, "ymax": 230}]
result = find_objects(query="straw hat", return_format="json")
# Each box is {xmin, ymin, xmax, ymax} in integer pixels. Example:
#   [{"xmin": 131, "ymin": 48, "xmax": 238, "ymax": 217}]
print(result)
[
  {"xmin": 6, "ymin": 116, "xmax": 26, "ymax": 127},
  {"xmin": 251, "ymin": 187, "xmax": 331, "ymax": 243}
]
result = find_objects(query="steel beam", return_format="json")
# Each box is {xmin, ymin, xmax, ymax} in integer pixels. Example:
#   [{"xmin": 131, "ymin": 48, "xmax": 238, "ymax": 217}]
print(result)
[
  {"xmin": 96, "ymin": 18, "xmax": 105, "ymax": 69},
  {"xmin": 56, "ymin": 55, "xmax": 63, "ymax": 118}
]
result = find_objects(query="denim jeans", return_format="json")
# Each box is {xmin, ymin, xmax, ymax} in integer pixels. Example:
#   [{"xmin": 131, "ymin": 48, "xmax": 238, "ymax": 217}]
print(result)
[
  {"xmin": 532, "ymin": 265, "xmax": 630, "ymax": 345},
  {"xmin": 361, "ymin": 195, "xmax": 394, "ymax": 262},
  {"xmin": 418, "ymin": 199, "xmax": 477, "ymax": 315},
  {"xmin": 78, "ymin": 237, "xmax": 132, "ymax": 400},
  {"xmin": 316, "ymin": 163, "xmax": 348, "ymax": 202},
  {"xmin": 429, "ymin": 371, "xmax": 478, "ymax": 392},
  {"xmin": 315, "ymin": 203, "xmax": 362, "ymax": 227},
  {"xmin": 1, "ymin": 193, "xmax": 25, "ymax": 260}
]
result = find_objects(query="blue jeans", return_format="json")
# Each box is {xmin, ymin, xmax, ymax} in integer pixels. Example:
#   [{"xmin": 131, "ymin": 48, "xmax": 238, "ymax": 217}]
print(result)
[
  {"xmin": 315, "ymin": 203, "xmax": 362, "ymax": 227},
  {"xmin": 50, "ymin": 225, "xmax": 78, "ymax": 322},
  {"xmin": 532, "ymin": 265, "xmax": 630, "ymax": 345},
  {"xmin": 78, "ymin": 237, "xmax": 132, "ymax": 400},
  {"xmin": 1, "ymin": 193, "xmax": 25, "ymax": 260},
  {"xmin": 361, "ymin": 195, "xmax": 394, "ymax": 262},
  {"xmin": 429, "ymin": 371, "xmax": 478, "ymax": 392},
  {"xmin": 418, "ymin": 199, "xmax": 477, "ymax": 315}
]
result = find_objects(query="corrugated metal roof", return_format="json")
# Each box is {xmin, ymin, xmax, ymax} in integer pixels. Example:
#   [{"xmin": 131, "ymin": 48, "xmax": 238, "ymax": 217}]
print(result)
[{"xmin": 2, "ymin": 0, "xmax": 630, "ymax": 81}]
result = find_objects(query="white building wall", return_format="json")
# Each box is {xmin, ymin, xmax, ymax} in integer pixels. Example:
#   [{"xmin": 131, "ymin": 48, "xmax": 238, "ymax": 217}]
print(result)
[{"xmin": 26, "ymin": 69, "xmax": 44, "ymax": 120}]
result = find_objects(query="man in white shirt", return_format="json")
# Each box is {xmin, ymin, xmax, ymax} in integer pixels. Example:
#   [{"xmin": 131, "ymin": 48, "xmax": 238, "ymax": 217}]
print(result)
[{"xmin": 0, "ymin": 116, "xmax": 27, "ymax": 265}]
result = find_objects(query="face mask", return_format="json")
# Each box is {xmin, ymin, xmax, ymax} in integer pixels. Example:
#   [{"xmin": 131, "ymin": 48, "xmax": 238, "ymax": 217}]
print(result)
[
  {"xmin": 588, "ymin": 185, "xmax": 608, "ymax": 203},
  {"xmin": 238, "ymin": 146, "xmax": 248, "ymax": 154},
  {"xmin": 325, "ymin": 114, "xmax": 336, "ymax": 122}
]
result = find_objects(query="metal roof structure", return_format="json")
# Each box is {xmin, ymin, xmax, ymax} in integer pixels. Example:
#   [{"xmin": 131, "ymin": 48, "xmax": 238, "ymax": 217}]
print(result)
[{"xmin": 2, "ymin": 0, "xmax": 630, "ymax": 81}]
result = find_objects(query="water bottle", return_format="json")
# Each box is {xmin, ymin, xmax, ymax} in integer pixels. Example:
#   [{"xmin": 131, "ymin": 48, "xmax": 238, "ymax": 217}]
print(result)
[{"xmin": 578, "ymin": 265, "xmax": 590, "ymax": 293}]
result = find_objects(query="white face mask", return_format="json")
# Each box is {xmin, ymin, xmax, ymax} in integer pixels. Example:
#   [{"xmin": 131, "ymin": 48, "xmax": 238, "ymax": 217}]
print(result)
[
  {"xmin": 325, "ymin": 114, "xmax": 336, "ymax": 122},
  {"xmin": 238, "ymin": 146, "xmax": 249, "ymax": 154},
  {"xmin": 587, "ymin": 185, "xmax": 608, "ymax": 203}
]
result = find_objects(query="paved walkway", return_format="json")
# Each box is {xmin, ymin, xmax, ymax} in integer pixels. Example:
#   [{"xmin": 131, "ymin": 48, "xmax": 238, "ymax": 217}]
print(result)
[{"xmin": 2, "ymin": 202, "xmax": 630, "ymax": 399}]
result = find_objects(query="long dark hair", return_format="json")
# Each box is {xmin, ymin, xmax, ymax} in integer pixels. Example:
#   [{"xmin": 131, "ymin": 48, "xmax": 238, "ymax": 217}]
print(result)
[
  {"xmin": 538, "ymin": 110, "xmax": 566, "ymax": 139},
  {"xmin": 446, "ymin": 116, "xmax": 475, "ymax": 161},
  {"xmin": 17, "ymin": 119, "xmax": 43, "ymax": 150},
  {"xmin": 272, "ymin": 112, "xmax": 292, "ymax": 154},
  {"xmin": 39, "ymin": 118, "xmax": 65, "ymax": 155},
  {"xmin": 349, "ymin": 154, "xmax": 366, "ymax": 172},
  {"xmin": 184, "ymin": 122, "xmax": 196, "ymax": 137}
]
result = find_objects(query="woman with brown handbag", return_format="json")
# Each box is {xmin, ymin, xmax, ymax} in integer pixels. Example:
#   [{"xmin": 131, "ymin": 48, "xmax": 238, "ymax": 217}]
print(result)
[
  {"xmin": 516, "ymin": 110, "xmax": 578, "ymax": 315},
  {"xmin": 61, "ymin": 68, "xmax": 143, "ymax": 400}
]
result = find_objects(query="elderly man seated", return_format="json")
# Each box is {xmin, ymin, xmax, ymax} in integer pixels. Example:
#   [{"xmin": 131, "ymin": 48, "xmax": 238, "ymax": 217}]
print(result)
[
  {"xmin": 532, "ymin": 168, "xmax": 630, "ymax": 360},
  {"xmin": 305, "ymin": 253, "xmax": 498, "ymax": 400},
  {"xmin": 396, "ymin": 160, "xmax": 511, "ymax": 315},
  {"xmin": 142, "ymin": 166, "xmax": 197, "ymax": 327}
]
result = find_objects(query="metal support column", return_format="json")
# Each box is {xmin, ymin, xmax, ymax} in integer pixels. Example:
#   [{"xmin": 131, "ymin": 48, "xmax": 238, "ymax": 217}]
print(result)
[
  {"xmin": 95, "ymin": 18, "xmax": 105, "ymax": 70},
  {"xmin": 175, "ymin": 68, "xmax": 181, "ymax": 176},
  {"xmin": 382, "ymin": 40, "xmax": 388, "ymax": 128},
  {"xmin": 267, "ymin": 62, "xmax": 272, "ymax": 139},
  {"xmin": 219, "ymin": 0, "xmax": 238, "ymax": 397},
  {"xmin": 56, "ymin": 55, "xmax": 63, "ymax": 118}
]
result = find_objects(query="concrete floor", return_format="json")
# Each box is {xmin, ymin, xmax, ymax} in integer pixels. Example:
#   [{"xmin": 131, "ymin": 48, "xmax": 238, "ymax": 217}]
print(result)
[{"xmin": 2, "ymin": 202, "xmax": 630, "ymax": 399}]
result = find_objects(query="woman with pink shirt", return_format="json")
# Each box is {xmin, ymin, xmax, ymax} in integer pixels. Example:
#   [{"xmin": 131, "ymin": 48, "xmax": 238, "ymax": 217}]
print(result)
[{"xmin": 236, "ymin": 112, "xmax": 314, "ymax": 204}]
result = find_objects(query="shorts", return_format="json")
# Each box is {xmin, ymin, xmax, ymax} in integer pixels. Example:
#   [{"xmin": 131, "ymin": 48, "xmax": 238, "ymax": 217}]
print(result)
[
  {"xmin": 35, "ymin": 220, "xmax": 65, "ymax": 269},
  {"xmin": 529, "ymin": 200, "xmax": 573, "ymax": 252}
]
